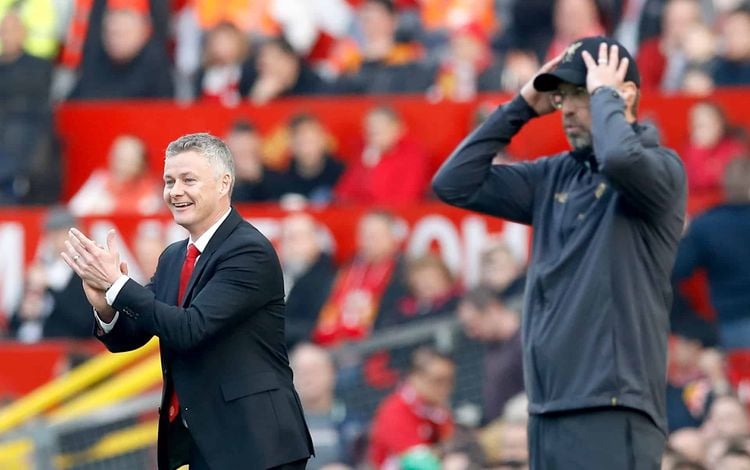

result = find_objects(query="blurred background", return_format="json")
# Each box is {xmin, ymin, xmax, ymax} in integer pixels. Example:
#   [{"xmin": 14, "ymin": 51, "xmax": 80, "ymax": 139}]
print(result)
[{"xmin": 0, "ymin": 0, "xmax": 750, "ymax": 469}]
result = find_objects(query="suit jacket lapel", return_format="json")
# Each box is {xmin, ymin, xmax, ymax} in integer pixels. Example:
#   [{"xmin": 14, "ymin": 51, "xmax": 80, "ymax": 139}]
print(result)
[{"xmin": 181, "ymin": 207, "xmax": 244, "ymax": 306}]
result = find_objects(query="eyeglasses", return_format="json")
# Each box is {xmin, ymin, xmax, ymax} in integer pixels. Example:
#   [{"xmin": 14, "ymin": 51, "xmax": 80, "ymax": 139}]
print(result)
[{"xmin": 549, "ymin": 86, "xmax": 589, "ymax": 109}]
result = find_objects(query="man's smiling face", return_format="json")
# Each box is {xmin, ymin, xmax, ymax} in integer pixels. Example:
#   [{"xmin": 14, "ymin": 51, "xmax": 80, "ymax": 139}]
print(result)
[{"xmin": 163, "ymin": 150, "xmax": 228, "ymax": 238}]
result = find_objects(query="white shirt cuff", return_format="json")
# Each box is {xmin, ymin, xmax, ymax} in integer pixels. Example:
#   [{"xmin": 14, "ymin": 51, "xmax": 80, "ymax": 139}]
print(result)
[
  {"xmin": 94, "ymin": 309, "xmax": 119, "ymax": 333},
  {"xmin": 106, "ymin": 275, "xmax": 130, "ymax": 305}
]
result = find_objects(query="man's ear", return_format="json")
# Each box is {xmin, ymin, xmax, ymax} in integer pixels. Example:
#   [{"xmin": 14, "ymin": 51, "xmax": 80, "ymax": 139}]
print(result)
[
  {"xmin": 619, "ymin": 81, "xmax": 639, "ymax": 121},
  {"xmin": 220, "ymin": 173, "xmax": 231, "ymax": 195}
]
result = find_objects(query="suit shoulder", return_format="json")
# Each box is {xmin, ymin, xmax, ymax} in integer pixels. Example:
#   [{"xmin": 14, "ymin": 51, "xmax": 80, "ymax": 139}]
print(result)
[
  {"xmin": 162, "ymin": 239, "xmax": 186, "ymax": 257},
  {"xmin": 229, "ymin": 219, "xmax": 277, "ymax": 253}
]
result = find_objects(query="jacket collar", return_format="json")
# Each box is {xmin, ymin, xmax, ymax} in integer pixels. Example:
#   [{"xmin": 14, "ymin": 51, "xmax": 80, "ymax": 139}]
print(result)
[{"xmin": 569, "ymin": 122, "xmax": 659, "ymax": 171}]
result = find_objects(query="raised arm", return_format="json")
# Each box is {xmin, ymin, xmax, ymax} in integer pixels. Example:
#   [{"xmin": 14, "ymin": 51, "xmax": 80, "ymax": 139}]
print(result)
[
  {"xmin": 582, "ymin": 44, "xmax": 686, "ymax": 219},
  {"xmin": 432, "ymin": 55, "xmax": 563, "ymax": 224},
  {"xmin": 590, "ymin": 92, "xmax": 685, "ymax": 219}
]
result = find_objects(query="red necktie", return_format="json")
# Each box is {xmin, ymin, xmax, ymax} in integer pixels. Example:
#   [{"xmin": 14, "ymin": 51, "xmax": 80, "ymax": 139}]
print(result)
[{"xmin": 168, "ymin": 243, "xmax": 200, "ymax": 422}]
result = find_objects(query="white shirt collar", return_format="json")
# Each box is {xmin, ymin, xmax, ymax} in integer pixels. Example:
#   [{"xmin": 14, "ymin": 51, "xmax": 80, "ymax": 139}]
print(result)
[{"xmin": 190, "ymin": 208, "xmax": 232, "ymax": 253}]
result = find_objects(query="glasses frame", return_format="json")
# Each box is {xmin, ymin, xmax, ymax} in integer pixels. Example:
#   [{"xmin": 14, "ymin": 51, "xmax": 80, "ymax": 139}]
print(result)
[{"xmin": 549, "ymin": 86, "xmax": 590, "ymax": 110}]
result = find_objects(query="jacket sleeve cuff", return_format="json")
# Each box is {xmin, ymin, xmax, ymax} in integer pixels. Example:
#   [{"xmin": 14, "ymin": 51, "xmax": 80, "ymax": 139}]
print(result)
[
  {"xmin": 94, "ymin": 309, "xmax": 119, "ymax": 333},
  {"xmin": 105, "ymin": 275, "xmax": 130, "ymax": 305}
]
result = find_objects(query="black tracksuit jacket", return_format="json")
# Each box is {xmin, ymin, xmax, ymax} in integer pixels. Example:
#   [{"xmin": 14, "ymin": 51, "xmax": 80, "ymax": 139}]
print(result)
[{"xmin": 432, "ymin": 92, "xmax": 686, "ymax": 434}]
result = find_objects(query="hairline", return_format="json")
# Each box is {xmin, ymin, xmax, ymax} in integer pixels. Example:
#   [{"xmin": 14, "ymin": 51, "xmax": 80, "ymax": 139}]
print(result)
[{"xmin": 164, "ymin": 133, "xmax": 236, "ymax": 196}]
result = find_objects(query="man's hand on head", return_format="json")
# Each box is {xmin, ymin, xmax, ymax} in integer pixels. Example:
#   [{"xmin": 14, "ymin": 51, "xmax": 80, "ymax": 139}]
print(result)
[
  {"xmin": 520, "ymin": 53, "xmax": 564, "ymax": 116},
  {"xmin": 61, "ymin": 228, "xmax": 124, "ymax": 291},
  {"xmin": 581, "ymin": 43, "xmax": 629, "ymax": 94}
]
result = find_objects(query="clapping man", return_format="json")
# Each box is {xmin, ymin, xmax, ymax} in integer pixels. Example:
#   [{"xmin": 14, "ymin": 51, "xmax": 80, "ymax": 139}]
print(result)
[{"xmin": 62, "ymin": 133, "xmax": 314, "ymax": 469}]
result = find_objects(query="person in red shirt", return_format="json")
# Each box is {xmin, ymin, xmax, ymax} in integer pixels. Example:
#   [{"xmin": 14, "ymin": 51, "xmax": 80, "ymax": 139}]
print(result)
[
  {"xmin": 368, "ymin": 346, "xmax": 455, "ymax": 468},
  {"xmin": 682, "ymin": 101, "xmax": 747, "ymax": 199},
  {"xmin": 68, "ymin": 134, "xmax": 163, "ymax": 216},
  {"xmin": 312, "ymin": 210, "xmax": 406, "ymax": 345},
  {"xmin": 335, "ymin": 105, "xmax": 429, "ymax": 205},
  {"xmin": 636, "ymin": 0, "xmax": 703, "ymax": 91}
]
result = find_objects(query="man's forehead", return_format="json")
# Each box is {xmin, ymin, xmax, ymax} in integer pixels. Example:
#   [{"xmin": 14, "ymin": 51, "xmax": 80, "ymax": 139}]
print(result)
[{"xmin": 163, "ymin": 154, "xmax": 209, "ymax": 173}]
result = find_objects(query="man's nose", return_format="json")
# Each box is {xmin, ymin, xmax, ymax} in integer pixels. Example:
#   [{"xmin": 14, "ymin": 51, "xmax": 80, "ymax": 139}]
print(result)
[{"xmin": 169, "ymin": 181, "xmax": 184, "ymax": 196}]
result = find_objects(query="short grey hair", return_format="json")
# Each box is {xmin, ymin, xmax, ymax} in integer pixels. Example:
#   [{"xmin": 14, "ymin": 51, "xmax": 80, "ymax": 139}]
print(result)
[{"xmin": 165, "ymin": 132, "xmax": 235, "ymax": 195}]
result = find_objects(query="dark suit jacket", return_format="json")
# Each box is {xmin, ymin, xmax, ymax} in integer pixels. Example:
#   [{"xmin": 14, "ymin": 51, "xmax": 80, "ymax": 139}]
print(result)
[{"xmin": 96, "ymin": 208, "xmax": 314, "ymax": 469}]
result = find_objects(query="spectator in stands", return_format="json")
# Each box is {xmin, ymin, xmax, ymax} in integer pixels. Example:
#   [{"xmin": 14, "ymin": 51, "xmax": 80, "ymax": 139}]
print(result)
[
  {"xmin": 682, "ymin": 101, "xmax": 747, "ymax": 198},
  {"xmin": 280, "ymin": 213, "xmax": 337, "ymax": 348},
  {"xmin": 669, "ymin": 427, "xmax": 707, "ymax": 466},
  {"xmin": 225, "ymin": 120, "xmax": 284, "ymax": 202},
  {"xmin": 0, "ymin": 9, "xmax": 54, "ymax": 204},
  {"xmin": 265, "ymin": 0, "xmax": 353, "ymax": 63},
  {"xmin": 69, "ymin": 4, "xmax": 173, "ymax": 100},
  {"xmin": 335, "ymin": 105, "xmax": 429, "ymax": 205},
  {"xmin": 133, "ymin": 221, "xmax": 166, "ymax": 282},
  {"xmin": 249, "ymin": 36, "xmax": 326, "ymax": 104},
  {"xmin": 418, "ymin": 0, "xmax": 497, "ymax": 40},
  {"xmin": 681, "ymin": 65, "xmax": 715, "ymax": 96},
  {"xmin": 69, "ymin": 135, "xmax": 163, "ymax": 216},
  {"xmin": 715, "ymin": 444, "xmax": 750, "ymax": 470},
  {"xmin": 0, "ymin": 0, "xmax": 58, "ymax": 59},
  {"xmin": 545, "ymin": 0, "xmax": 605, "ymax": 61},
  {"xmin": 673, "ymin": 158, "xmax": 750, "ymax": 350},
  {"xmin": 713, "ymin": 5, "xmax": 750, "ymax": 87},
  {"xmin": 478, "ymin": 393, "xmax": 530, "ymax": 468},
  {"xmin": 368, "ymin": 347, "xmax": 455, "ymax": 468},
  {"xmin": 636, "ymin": 0, "xmax": 705, "ymax": 91},
  {"xmin": 193, "ymin": 22, "xmax": 255, "ymax": 106},
  {"xmin": 678, "ymin": 23, "xmax": 717, "ymax": 94},
  {"xmin": 440, "ymin": 427, "xmax": 486, "ymax": 469},
  {"xmin": 429, "ymin": 23, "xmax": 504, "ymax": 102},
  {"xmin": 500, "ymin": 49, "xmax": 541, "ymax": 93},
  {"xmin": 374, "ymin": 253, "xmax": 460, "ymax": 330},
  {"xmin": 9, "ymin": 208, "xmax": 92, "ymax": 341},
  {"xmin": 494, "ymin": 0, "xmax": 553, "ymax": 62},
  {"xmin": 291, "ymin": 343, "xmax": 363, "ymax": 469},
  {"xmin": 457, "ymin": 287, "xmax": 524, "ymax": 424},
  {"xmin": 478, "ymin": 238, "xmax": 526, "ymax": 299},
  {"xmin": 277, "ymin": 114, "xmax": 345, "ymax": 205},
  {"xmin": 313, "ymin": 210, "xmax": 407, "ymax": 345},
  {"xmin": 666, "ymin": 313, "xmax": 727, "ymax": 432},
  {"xmin": 702, "ymin": 395, "xmax": 750, "ymax": 442},
  {"xmin": 331, "ymin": 0, "xmax": 434, "ymax": 94}
]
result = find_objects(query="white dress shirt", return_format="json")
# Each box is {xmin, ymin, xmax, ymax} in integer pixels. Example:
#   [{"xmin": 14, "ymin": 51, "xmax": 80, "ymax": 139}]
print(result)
[{"xmin": 96, "ymin": 208, "xmax": 232, "ymax": 332}]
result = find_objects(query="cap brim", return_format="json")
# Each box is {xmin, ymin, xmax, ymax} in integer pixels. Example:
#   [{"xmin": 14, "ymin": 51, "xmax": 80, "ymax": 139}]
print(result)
[{"xmin": 533, "ymin": 69, "xmax": 587, "ymax": 92}]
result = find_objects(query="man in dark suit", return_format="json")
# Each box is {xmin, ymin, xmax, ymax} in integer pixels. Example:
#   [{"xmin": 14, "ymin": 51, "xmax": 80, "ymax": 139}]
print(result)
[{"xmin": 62, "ymin": 133, "xmax": 314, "ymax": 469}]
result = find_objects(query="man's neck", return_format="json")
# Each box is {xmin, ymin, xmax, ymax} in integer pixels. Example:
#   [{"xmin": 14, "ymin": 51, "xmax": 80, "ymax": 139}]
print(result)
[{"xmin": 188, "ymin": 205, "xmax": 230, "ymax": 241}]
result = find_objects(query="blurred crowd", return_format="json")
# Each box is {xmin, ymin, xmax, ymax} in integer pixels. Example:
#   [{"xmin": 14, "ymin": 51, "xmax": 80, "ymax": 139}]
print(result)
[
  {"xmin": 2, "ymin": 0, "xmax": 750, "ymax": 469},
  {"xmin": 2, "ymin": 0, "xmax": 750, "ymax": 204}
]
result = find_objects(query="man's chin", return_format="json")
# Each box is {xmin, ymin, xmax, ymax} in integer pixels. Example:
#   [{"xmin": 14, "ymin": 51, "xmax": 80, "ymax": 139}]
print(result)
[{"xmin": 565, "ymin": 134, "xmax": 592, "ymax": 150}]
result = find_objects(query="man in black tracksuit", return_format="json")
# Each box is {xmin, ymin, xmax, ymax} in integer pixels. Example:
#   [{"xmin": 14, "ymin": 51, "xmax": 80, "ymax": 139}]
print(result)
[{"xmin": 433, "ymin": 37, "xmax": 686, "ymax": 469}]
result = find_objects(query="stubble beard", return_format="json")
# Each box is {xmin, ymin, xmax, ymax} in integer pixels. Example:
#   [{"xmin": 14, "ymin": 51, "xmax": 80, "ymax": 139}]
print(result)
[{"xmin": 564, "ymin": 123, "xmax": 593, "ymax": 150}]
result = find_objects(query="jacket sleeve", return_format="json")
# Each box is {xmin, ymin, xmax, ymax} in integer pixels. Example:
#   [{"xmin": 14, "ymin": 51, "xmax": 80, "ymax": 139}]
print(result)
[
  {"xmin": 590, "ymin": 90, "xmax": 686, "ymax": 220},
  {"xmin": 96, "ymin": 277, "xmax": 156, "ymax": 353},
  {"xmin": 431, "ymin": 95, "xmax": 543, "ymax": 225},
  {"xmin": 111, "ymin": 241, "xmax": 282, "ymax": 353}
]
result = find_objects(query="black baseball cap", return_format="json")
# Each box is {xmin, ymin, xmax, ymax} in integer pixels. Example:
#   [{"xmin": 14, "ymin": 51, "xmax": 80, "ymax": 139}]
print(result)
[{"xmin": 533, "ymin": 36, "xmax": 641, "ymax": 92}]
